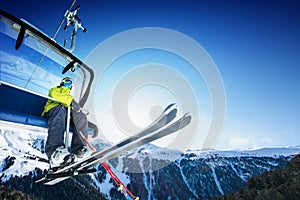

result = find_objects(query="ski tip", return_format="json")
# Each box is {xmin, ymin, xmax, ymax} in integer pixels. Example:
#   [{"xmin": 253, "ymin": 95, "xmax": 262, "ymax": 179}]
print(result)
[
  {"xmin": 175, "ymin": 113, "xmax": 192, "ymax": 130},
  {"xmin": 184, "ymin": 112, "xmax": 192, "ymax": 119},
  {"xmin": 183, "ymin": 113, "xmax": 192, "ymax": 123},
  {"xmin": 163, "ymin": 103, "xmax": 177, "ymax": 113}
]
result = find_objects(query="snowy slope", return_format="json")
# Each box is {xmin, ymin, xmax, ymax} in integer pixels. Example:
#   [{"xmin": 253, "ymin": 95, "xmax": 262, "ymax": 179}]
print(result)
[
  {"xmin": 108, "ymin": 144, "xmax": 300, "ymax": 199},
  {"xmin": 0, "ymin": 121, "xmax": 116, "ymax": 199},
  {"xmin": 0, "ymin": 121, "xmax": 49, "ymax": 182},
  {"xmin": 0, "ymin": 121, "xmax": 299, "ymax": 200},
  {"xmin": 185, "ymin": 146, "xmax": 300, "ymax": 158}
]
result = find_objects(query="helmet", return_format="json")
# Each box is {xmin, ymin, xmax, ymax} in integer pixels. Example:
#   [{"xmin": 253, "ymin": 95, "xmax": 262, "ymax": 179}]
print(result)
[{"xmin": 60, "ymin": 77, "xmax": 73, "ymax": 90}]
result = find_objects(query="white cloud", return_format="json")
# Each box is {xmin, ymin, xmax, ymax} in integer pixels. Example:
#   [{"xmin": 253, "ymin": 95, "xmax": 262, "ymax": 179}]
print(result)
[
  {"xmin": 228, "ymin": 134, "xmax": 278, "ymax": 150},
  {"xmin": 229, "ymin": 135, "xmax": 253, "ymax": 149}
]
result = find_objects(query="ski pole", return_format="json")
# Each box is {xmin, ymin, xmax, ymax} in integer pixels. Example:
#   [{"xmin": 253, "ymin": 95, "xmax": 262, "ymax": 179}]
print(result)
[{"xmin": 78, "ymin": 131, "xmax": 139, "ymax": 200}]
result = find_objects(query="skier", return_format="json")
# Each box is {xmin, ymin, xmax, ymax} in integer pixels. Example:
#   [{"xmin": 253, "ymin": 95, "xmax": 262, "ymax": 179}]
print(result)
[{"xmin": 42, "ymin": 77, "xmax": 91, "ymax": 168}]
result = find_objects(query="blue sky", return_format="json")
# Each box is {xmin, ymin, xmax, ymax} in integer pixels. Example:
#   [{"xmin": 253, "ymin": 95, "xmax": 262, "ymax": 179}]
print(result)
[{"xmin": 1, "ymin": 0, "xmax": 299, "ymax": 150}]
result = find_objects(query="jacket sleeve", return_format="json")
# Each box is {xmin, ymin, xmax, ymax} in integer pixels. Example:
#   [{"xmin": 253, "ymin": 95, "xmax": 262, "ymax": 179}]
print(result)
[{"xmin": 49, "ymin": 87, "xmax": 74, "ymax": 107}]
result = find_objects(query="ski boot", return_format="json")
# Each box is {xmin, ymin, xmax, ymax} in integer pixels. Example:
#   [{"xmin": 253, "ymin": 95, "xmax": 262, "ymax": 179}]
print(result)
[
  {"xmin": 74, "ymin": 146, "xmax": 92, "ymax": 161},
  {"xmin": 49, "ymin": 146, "xmax": 75, "ymax": 171}
]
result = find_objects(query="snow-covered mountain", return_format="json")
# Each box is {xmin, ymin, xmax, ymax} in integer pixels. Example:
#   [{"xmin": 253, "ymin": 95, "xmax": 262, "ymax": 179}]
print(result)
[
  {"xmin": 103, "ymin": 145, "xmax": 299, "ymax": 200},
  {"xmin": 0, "ymin": 124, "xmax": 48, "ymax": 182},
  {"xmin": 0, "ymin": 123, "xmax": 299, "ymax": 200}
]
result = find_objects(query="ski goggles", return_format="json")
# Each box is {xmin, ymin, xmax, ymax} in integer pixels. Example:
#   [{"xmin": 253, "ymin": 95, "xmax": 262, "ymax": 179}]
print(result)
[{"xmin": 62, "ymin": 78, "xmax": 73, "ymax": 90}]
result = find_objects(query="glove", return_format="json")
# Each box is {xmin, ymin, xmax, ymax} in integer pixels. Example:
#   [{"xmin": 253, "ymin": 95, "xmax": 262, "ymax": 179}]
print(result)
[{"xmin": 71, "ymin": 100, "xmax": 82, "ymax": 113}]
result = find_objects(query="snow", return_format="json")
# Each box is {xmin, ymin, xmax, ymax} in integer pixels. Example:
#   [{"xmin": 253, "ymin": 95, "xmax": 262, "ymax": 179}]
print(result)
[
  {"xmin": 91, "ymin": 172, "xmax": 113, "ymax": 199},
  {"xmin": 186, "ymin": 146, "xmax": 300, "ymax": 158},
  {"xmin": 210, "ymin": 165, "xmax": 224, "ymax": 196},
  {"xmin": 0, "ymin": 121, "xmax": 49, "ymax": 182},
  {"xmin": 126, "ymin": 143, "xmax": 182, "ymax": 161},
  {"xmin": 176, "ymin": 160, "xmax": 198, "ymax": 198},
  {"xmin": 0, "ymin": 119, "xmax": 299, "ymax": 199},
  {"xmin": 230, "ymin": 162, "xmax": 245, "ymax": 181}
]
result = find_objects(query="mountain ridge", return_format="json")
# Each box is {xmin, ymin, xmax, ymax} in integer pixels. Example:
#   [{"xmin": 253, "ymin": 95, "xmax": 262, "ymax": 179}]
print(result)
[{"xmin": 0, "ymin": 125, "xmax": 299, "ymax": 199}]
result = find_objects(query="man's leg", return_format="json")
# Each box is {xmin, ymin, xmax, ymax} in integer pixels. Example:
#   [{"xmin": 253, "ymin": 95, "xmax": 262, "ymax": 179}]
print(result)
[
  {"xmin": 70, "ymin": 111, "xmax": 88, "ymax": 153},
  {"xmin": 45, "ymin": 106, "xmax": 67, "ymax": 158}
]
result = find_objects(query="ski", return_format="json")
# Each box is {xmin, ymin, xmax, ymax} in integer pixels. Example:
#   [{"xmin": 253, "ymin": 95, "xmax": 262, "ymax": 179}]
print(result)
[
  {"xmin": 44, "ymin": 113, "xmax": 191, "ymax": 185},
  {"xmin": 79, "ymin": 113, "xmax": 191, "ymax": 170},
  {"xmin": 36, "ymin": 103, "xmax": 177, "ymax": 184},
  {"xmin": 45, "ymin": 168, "xmax": 96, "ymax": 180}
]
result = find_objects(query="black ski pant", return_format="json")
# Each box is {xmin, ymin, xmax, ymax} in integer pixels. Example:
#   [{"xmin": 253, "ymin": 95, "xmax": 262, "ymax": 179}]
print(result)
[{"xmin": 44, "ymin": 105, "xmax": 88, "ymax": 158}]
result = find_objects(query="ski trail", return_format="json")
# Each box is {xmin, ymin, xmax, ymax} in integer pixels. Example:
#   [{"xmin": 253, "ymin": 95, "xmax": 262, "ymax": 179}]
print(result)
[
  {"xmin": 230, "ymin": 162, "xmax": 250, "ymax": 182},
  {"xmin": 1, "ymin": 130, "xmax": 46, "ymax": 159},
  {"xmin": 149, "ymin": 158, "xmax": 153, "ymax": 200},
  {"xmin": 210, "ymin": 166, "xmax": 224, "ymax": 195},
  {"xmin": 2, "ymin": 130, "xmax": 24, "ymax": 157},
  {"xmin": 3, "ymin": 130, "xmax": 14, "ymax": 148},
  {"xmin": 148, "ymin": 158, "xmax": 156, "ymax": 200},
  {"xmin": 252, "ymin": 160, "xmax": 271, "ymax": 171},
  {"xmin": 230, "ymin": 162, "xmax": 245, "ymax": 181},
  {"xmin": 176, "ymin": 159, "xmax": 198, "ymax": 199},
  {"xmin": 139, "ymin": 158, "xmax": 151, "ymax": 200}
]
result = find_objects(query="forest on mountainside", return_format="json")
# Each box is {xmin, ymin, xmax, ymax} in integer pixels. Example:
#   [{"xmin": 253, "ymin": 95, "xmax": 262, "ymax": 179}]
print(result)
[{"xmin": 213, "ymin": 154, "xmax": 300, "ymax": 200}]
